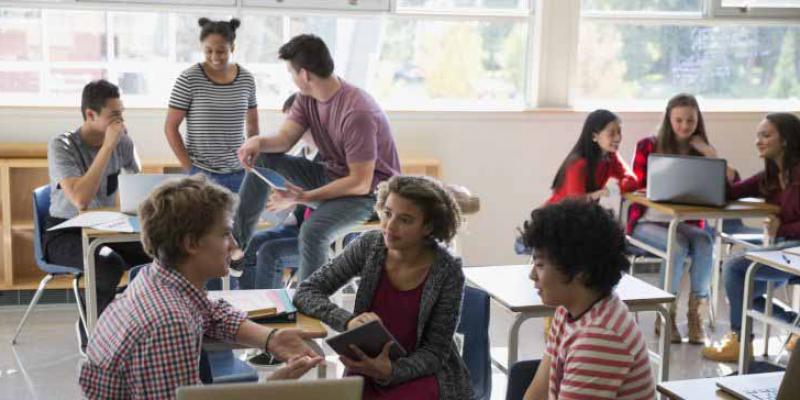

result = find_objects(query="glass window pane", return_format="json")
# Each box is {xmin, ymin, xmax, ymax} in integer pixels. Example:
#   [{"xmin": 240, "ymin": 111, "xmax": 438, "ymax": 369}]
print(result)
[
  {"xmin": 175, "ymin": 13, "xmax": 234, "ymax": 63},
  {"xmin": 576, "ymin": 23, "xmax": 800, "ymax": 100},
  {"xmin": 49, "ymin": 68, "xmax": 106, "ymax": 94},
  {"xmin": 0, "ymin": 9, "xmax": 42, "ymax": 61},
  {"xmin": 722, "ymin": 0, "xmax": 800, "ymax": 8},
  {"xmin": 581, "ymin": 0, "xmax": 701, "ymax": 13},
  {"xmin": 111, "ymin": 12, "xmax": 169, "ymax": 61},
  {"xmin": 397, "ymin": 0, "xmax": 528, "ymax": 11},
  {"xmin": 0, "ymin": 71, "xmax": 40, "ymax": 93},
  {"xmin": 46, "ymin": 10, "xmax": 106, "ymax": 62},
  {"xmin": 237, "ymin": 15, "xmax": 284, "ymax": 64}
]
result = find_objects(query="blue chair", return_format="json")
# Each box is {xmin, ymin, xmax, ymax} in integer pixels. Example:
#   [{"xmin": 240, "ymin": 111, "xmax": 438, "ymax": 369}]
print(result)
[
  {"xmin": 130, "ymin": 265, "xmax": 259, "ymax": 384},
  {"xmin": 457, "ymin": 285, "xmax": 492, "ymax": 400},
  {"xmin": 12, "ymin": 185, "xmax": 87, "ymax": 345},
  {"xmin": 505, "ymin": 359, "xmax": 540, "ymax": 400}
]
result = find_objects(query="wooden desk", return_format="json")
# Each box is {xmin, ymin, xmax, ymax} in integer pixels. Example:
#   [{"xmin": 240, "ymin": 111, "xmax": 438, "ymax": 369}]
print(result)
[
  {"xmin": 463, "ymin": 265, "xmax": 675, "ymax": 382},
  {"xmin": 740, "ymin": 251, "xmax": 800, "ymax": 374},
  {"xmin": 623, "ymin": 193, "xmax": 779, "ymax": 325},
  {"xmin": 657, "ymin": 372, "xmax": 783, "ymax": 400}
]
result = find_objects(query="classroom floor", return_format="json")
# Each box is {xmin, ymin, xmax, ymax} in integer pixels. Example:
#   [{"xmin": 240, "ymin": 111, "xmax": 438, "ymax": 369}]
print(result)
[{"xmin": 0, "ymin": 270, "xmax": 794, "ymax": 400}]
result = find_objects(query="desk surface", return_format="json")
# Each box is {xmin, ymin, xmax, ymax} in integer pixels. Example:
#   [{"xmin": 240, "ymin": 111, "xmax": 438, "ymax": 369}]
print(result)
[
  {"xmin": 463, "ymin": 265, "xmax": 674, "ymax": 313},
  {"xmin": 623, "ymin": 193, "xmax": 779, "ymax": 219},
  {"xmin": 657, "ymin": 372, "xmax": 783, "ymax": 400},
  {"xmin": 745, "ymin": 250, "xmax": 800, "ymax": 276}
]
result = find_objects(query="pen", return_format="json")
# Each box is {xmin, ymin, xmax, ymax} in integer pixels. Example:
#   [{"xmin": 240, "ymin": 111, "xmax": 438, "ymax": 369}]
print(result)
[{"xmin": 782, "ymin": 253, "xmax": 792, "ymax": 264}]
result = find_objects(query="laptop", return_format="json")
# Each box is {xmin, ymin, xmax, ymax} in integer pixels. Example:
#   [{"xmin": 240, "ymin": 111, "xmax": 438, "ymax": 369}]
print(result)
[
  {"xmin": 175, "ymin": 376, "xmax": 363, "ymax": 400},
  {"xmin": 716, "ymin": 347, "xmax": 800, "ymax": 400},
  {"xmin": 119, "ymin": 174, "xmax": 184, "ymax": 214},
  {"xmin": 646, "ymin": 154, "xmax": 727, "ymax": 207}
]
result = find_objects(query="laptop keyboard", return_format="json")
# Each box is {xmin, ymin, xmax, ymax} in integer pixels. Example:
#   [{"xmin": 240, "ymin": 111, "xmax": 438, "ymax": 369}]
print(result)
[{"xmin": 745, "ymin": 388, "xmax": 777, "ymax": 400}]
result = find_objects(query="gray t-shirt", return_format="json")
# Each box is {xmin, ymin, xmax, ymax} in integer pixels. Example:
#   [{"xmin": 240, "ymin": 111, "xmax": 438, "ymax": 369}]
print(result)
[{"xmin": 48, "ymin": 129, "xmax": 139, "ymax": 219}]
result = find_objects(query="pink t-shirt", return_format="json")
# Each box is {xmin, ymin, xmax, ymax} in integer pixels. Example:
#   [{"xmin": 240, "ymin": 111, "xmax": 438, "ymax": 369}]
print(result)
[{"xmin": 287, "ymin": 80, "xmax": 400, "ymax": 191}]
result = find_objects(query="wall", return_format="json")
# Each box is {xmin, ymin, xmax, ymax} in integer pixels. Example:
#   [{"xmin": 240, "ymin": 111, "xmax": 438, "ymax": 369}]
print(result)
[{"xmin": 0, "ymin": 107, "xmax": 771, "ymax": 266}]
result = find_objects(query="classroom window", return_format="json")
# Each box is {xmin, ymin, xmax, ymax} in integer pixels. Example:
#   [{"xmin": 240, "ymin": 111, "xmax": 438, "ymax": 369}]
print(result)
[{"xmin": 581, "ymin": 0, "xmax": 702, "ymax": 13}]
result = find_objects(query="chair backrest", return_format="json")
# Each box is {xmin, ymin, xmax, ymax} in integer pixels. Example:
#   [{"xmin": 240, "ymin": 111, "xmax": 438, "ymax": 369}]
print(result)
[
  {"xmin": 32, "ymin": 185, "xmax": 51, "ymax": 266},
  {"xmin": 457, "ymin": 285, "xmax": 492, "ymax": 400},
  {"xmin": 506, "ymin": 359, "xmax": 541, "ymax": 400}
]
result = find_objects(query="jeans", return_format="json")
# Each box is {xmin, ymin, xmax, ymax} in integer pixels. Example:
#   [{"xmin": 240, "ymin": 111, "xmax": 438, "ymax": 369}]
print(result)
[
  {"xmin": 189, "ymin": 166, "xmax": 245, "ymax": 193},
  {"xmin": 631, "ymin": 221, "xmax": 714, "ymax": 297},
  {"xmin": 234, "ymin": 153, "xmax": 376, "ymax": 282},
  {"xmin": 725, "ymin": 240, "xmax": 800, "ymax": 332},
  {"xmin": 238, "ymin": 225, "xmax": 301, "ymax": 289}
]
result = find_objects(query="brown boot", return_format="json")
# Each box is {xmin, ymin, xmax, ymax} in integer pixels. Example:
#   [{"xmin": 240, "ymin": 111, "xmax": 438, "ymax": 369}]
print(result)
[
  {"xmin": 687, "ymin": 295, "xmax": 708, "ymax": 345},
  {"xmin": 655, "ymin": 301, "xmax": 681, "ymax": 343}
]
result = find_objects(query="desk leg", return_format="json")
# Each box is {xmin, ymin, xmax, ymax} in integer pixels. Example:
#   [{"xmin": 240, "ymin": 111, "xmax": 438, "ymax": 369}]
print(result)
[
  {"xmin": 739, "ymin": 261, "xmax": 761, "ymax": 374},
  {"xmin": 664, "ymin": 219, "xmax": 679, "ymax": 295},
  {"xmin": 710, "ymin": 218, "xmax": 724, "ymax": 331},
  {"xmin": 82, "ymin": 232, "xmax": 98, "ymax": 337},
  {"xmin": 764, "ymin": 281, "xmax": 774, "ymax": 357},
  {"xmin": 656, "ymin": 304, "xmax": 671, "ymax": 382}
]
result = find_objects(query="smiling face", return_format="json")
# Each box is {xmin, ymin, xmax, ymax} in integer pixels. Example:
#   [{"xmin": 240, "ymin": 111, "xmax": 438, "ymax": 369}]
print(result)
[
  {"xmin": 202, "ymin": 33, "xmax": 233, "ymax": 71},
  {"xmin": 593, "ymin": 119, "xmax": 622, "ymax": 154},
  {"xmin": 528, "ymin": 251, "xmax": 575, "ymax": 307},
  {"xmin": 755, "ymin": 119, "xmax": 785, "ymax": 162},
  {"xmin": 669, "ymin": 105, "xmax": 699, "ymax": 142},
  {"xmin": 379, "ymin": 193, "xmax": 432, "ymax": 251},
  {"xmin": 86, "ymin": 97, "xmax": 124, "ymax": 134}
]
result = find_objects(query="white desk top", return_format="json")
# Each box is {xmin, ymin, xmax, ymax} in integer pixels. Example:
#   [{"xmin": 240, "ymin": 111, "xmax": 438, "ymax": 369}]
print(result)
[
  {"xmin": 745, "ymin": 250, "xmax": 800, "ymax": 276},
  {"xmin": 463, "ymin": 265, "xmax": 674, "ymax": 313}
]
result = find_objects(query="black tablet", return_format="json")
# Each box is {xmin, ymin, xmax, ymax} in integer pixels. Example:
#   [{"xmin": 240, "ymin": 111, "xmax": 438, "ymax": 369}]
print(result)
[{"xmin": 325, "ymin": 320, "xmax": 407, "ymax": 361}]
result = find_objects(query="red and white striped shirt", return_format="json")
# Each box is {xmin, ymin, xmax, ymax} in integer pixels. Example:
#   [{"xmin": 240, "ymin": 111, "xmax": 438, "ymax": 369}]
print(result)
[
  {"xmin": 545, "ymin": 294, "xmax": 655, "ymax": 400},
  {"xmin": 79, "ymin": 262, "xmax": 246, "ymax": 399}
]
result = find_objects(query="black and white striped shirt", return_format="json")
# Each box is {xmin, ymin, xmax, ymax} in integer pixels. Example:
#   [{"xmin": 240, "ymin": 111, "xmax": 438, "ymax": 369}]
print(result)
[{"xmin": 169, "ymin": 63, "xmax": 257, "ymax": 173}]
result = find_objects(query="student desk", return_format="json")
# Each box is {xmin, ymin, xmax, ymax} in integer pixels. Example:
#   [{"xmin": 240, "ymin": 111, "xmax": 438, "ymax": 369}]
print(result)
[
  {"xmin": 623, "ymin": 193, "xmax": 779, "ymax": 324},
  {"xmin": 657, "ymin": 372, "xmax": 783, "ymax": 400},
  {"xmin": 463, "ymin": 265, "xmax": 675, "ymax": 382},
  {"xmin": 739, "ymin": 250, "xmax": 800, "ymax": 374}
]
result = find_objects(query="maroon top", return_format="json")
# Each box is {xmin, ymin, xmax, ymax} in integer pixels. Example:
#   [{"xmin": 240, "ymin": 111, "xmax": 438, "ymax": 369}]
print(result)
[
  {"xmin": 728, "ymin": 165, "xmax": 800, "ymax": 240},
  {"xmin": 360, "ymin": 268, "xmax": 439, "ymax": 400}
]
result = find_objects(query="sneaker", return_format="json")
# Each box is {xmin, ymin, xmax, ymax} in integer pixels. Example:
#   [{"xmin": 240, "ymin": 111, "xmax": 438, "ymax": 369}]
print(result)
[
  {"xmin": 247, "ymin": 352, "xmax": 282, "ymax": 366},
  {"xmin": 787, "ymin": 334, "xmax": 798, "ymax": 352},
  {"xmin": 75, "ymin": 320, "xmax": 87, "ymax": 358},
  {"xmin": 702, "ymin": 331, "xmax": 751, "ymax": 363}
]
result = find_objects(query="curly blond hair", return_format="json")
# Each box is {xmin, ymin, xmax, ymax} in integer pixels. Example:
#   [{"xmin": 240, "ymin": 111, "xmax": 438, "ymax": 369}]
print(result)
[
  {"xmin": 375, "ymin": 175, "xmax": 462, "ymax": 244},
  {"xmin": 138, "ymin": 174, "xmax": 237, "ymax": 268}
]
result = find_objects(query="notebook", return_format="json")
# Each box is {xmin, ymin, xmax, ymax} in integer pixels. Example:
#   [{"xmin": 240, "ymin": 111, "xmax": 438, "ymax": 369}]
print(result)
[{"xmin": 207, "ymin": 289, "xmax": 296, "ymax": 323}]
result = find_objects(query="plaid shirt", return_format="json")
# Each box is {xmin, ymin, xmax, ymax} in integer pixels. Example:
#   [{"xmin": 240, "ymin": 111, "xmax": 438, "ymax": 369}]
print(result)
[
  {"xmin": 79, "ymin": 263, "xmax": 246, "ymax": 399},
  {"xmin": 627, "ymin": 136, "xmax": 704, "ymax": 234}
]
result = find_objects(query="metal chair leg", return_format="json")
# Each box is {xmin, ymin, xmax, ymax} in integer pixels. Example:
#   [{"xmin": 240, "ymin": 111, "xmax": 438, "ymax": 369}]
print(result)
[
  {"xmin": 11, "ymin": 274, "xmax": 54, "ymax": 345},
  {"xmin": 72, "ymin": 274, "xmax": 88, "ymax": 335}
]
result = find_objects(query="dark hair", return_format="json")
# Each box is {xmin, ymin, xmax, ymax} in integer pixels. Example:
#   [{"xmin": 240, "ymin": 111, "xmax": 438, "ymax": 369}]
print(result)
[
  {"xmin": 551, "ymin": 109, "xmax": 620, "ymax": 192},
  {"xmin": 375, "ymin": 175, "xmax": 462, "ymax": 245},
  {"xmin": 521, "ymin": 200, "xmax": 628, "ymax": 296},
  {"xmin": 198, "ymin": 17, "xmax": 240, "ymax": 44},
  {"xmin": 761, "ymin": 112, "xmax": 800, "ymax": 194},
  {"xmin": 80, "ymin": 79, "xmax": 120, "ymax": 121},
  {"xmin": 278, "ymin": 34, "xmax": 334, "ymax": 78},
  {"xmin": 282, "ymin": 93, "xmax": 297, "ymax": 113},
  {"xmin": 656, "ymin": 93, "xmax": 710, "ymax": 155}
]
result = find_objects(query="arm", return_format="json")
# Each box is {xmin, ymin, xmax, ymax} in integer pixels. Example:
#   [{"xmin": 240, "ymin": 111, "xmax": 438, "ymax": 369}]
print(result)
[
  {"xmin": 293, "ymin": 233, "xmax": 371, "ymax": 331},
  {"xmin": 164, "ymin": 107, "xmax": 192, "ymax": 172},
  {"xmin": 381, "ymin": 262, "xmax": 465, "ymax": 386},
  {"xmin": 559, "ymin": 159, "xmax": 589, "ymax": 199},
  {"xmin": 238, "ymin": 119, "xmax": 305, "ymax": 169},
  {"xmin": 246, "ymin": 107, "xmax": 259, "ymax": 138},
  {"xmin": 728, "ymin": 172, "xmax": 763, "ymax": 200},
  {"xmin": 610, "ymin": 152, "xmax": 638, "ymax": 193},
  {"xmin": 302, "ymin": 160, "xmax": 374, "ymax": 202},
  {"xmin": 58, "ymin": 122, "xmax": 125, "ymax": 211},
  {"xmin": 523, "ymin": 355, "xmax": 551, "ymax": 400}
]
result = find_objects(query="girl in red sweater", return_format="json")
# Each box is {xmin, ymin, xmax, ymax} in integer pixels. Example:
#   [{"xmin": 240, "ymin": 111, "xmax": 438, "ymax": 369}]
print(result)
[{"xmin": 547, "ymin": 109, "xmax": 637, "ymax": 205}]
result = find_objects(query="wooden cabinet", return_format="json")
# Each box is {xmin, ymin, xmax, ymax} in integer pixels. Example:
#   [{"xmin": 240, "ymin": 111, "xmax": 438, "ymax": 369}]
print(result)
[{"xmin": 0, "ymin": 143, "xmax": 440, "ymax": 291}]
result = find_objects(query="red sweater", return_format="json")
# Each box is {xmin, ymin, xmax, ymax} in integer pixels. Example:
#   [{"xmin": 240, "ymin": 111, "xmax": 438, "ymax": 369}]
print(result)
[
  {"xmin": 728, "ymin": 166, "xmax": 800, "ymax": 240},
  {"xmin": 547, "ymin": 152, "xmax": 638, "ymax": 205}
]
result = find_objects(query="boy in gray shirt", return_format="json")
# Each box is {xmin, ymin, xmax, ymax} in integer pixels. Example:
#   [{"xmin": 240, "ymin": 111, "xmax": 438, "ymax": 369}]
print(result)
[{"xmin": 45, "ymin": 80, "xmax": 150, "ymax": 354}]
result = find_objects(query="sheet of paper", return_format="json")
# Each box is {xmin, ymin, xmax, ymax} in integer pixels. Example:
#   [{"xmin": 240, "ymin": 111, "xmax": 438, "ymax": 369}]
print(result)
[
  {"xmin": 47, "ymin": 211, "xmax": 139, "ymax": 233},
  {"xmin": 782, "ymin": 246, "xmax": 800, "ymax": 257}
]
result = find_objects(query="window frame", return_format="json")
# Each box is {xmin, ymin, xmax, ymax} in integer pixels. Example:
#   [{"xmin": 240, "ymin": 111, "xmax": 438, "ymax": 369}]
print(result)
[{"xmin": 709, "ymin": 0, "xmax": 800, "ymax": 19}]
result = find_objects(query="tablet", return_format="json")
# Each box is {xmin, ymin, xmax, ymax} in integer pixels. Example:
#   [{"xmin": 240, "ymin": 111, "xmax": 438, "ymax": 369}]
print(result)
[
  {"xmin": 252, "ymin": 167, "xmax": 288, "ymax": 191},
  {"xmin": 326, "ymin": 320, "xmax": 407, "ymax": 361}
]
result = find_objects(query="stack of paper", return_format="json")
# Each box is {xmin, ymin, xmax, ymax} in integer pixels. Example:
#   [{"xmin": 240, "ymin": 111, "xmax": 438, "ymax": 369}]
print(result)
[{"xmin": 208, "ymin": 289, "xmax": 297, "ymax": 322}]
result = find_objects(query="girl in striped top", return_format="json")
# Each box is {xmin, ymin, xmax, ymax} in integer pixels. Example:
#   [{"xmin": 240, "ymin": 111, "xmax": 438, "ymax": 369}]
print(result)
[
  {"xmin": 521, "ymin": 200, "xmax": 655, "ymax": 400},
  {"xmin": 165, "ymin": 17, "xmax": 258, "ymax": 193}
]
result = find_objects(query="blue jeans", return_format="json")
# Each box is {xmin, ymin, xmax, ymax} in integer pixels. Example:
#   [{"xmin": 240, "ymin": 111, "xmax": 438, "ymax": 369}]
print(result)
[
  {"xmin": 234, "ymin": 153, "xmax": 376, "ymax": 282},
  {"xmin": 725, "ymin": 240, "xmax": 800, "ymax": 332},
  {"xmin": 238, "ymin": 225, "xmax": 301, "ymax": 289},
  {"xmin": 189, "ymin": 166, "xmax": 245, "ymax": 193},
  {"xmin": 631, "ymin": 221, "xmax": 714, "ymax": 297}
]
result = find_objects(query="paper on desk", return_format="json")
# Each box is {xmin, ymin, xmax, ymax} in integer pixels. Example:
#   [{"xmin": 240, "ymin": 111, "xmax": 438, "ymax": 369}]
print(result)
[
  {"xmin": 783, "ymin": 246, "xmax": 800, "ymax": 257},
  {"xmin": 47, "ymin": 211, "xmax": 139, "ymax": 233}
]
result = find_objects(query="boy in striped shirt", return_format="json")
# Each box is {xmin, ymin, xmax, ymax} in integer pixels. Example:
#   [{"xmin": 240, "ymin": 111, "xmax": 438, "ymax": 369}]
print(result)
[{"xmin": 521, "ymin": 200, "xmax": 655, "ymax": 400}]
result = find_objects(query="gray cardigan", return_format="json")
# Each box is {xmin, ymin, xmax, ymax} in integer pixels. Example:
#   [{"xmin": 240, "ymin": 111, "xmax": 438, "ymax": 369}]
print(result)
[{"xmin": 294, "ymin": 230, "xmax": 473, "ymax": 400}]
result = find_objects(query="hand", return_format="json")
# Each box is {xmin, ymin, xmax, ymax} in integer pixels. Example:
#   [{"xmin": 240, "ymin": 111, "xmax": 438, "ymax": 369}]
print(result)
[
  {"xmin": 765, "ymin": 216, "xmax": 781, "ymax": 238},
  {"xmin": 266, "ymin": 328, "xmax": 325, "ymax": 362},
  {"xmin": 725, "ymin": 166, "xmax": 738, "ymax": 183},
  {"xmin": 689, "ymin": 136, "xmax": 718, "ymax": 158},
  {"xmin": 103, "ymin": 119, "xmax": 126, "ymax": 148},
  {"xmin": 340, "ymin": 342, "xmax": 394, "ymax": 382},
  {"xmin": 346, "ymin": 312, "xmax": 381, "ymax": 330},
  {"xmin": 267, "ymin": 182, "xmax": 305, "ymax": 212},
  {"xmin": 237, "ymin": 136, "xmax": 262, "ymax": 170},
  {"xmin": 267, "ymin": 355, "xmax": 324, "ymax": 380}
]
